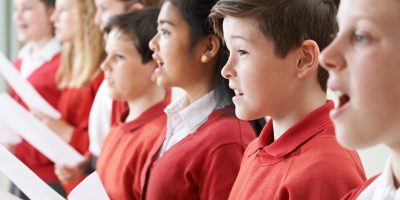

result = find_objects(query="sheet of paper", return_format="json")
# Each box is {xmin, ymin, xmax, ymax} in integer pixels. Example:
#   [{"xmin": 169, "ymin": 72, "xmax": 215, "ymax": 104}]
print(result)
[
  {"xmin": 0, "ymin": 52, "xmax": 60, "ymax": 119},
  {"xmin": 0, "ymin": 145, "xmax": 65, "ymax": 200},
  {"xmin": 0, "ymin": 190, "xmax": 24, "ymax": 200},
  {"xmin": 68, "ymin": 172, "xmax": 110, "ymax": 200},
  {"xmin": 0, "ymin": 93, "xmax": 84, "ymax": 166},
  {"xmin": 0, "ymin": 120, "xmax": 22, "ymax": 145}
]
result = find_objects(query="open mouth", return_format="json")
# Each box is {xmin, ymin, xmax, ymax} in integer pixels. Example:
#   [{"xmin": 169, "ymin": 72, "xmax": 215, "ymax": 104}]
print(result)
[
  {"xmin": 338, "ymin": 94, "xmax": 350, "ymax": 108},
  {"xmin": 234, "ymin": 89, "xmax": 244, "ymax": 97}
]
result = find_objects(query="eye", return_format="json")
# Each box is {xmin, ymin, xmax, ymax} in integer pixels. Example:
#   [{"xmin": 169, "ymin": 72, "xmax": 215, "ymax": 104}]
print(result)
[
  {"xmin": 238, "ymin": 49, "xmax": 248, "ymax": 56},
  {"xmin": 353, "ymin": 32, "xmax": 371, "ymax": 45},
  {"xmin": 158, "ymin": 28, "xmax": 170, "ymax": 36},
  {"xmin": 114, "ymin": 54, "xmax": 125, "ymax": 61}
]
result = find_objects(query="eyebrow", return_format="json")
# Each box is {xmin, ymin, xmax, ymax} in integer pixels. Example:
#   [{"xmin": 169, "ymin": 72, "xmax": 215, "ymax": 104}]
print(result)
[
  {"xmin": 159, "ymin": 19, "xmax": 175, "ymax": 26},
  {"xmin": 231, "ymin": 34, "xmax": 249, "ymax": 42}
]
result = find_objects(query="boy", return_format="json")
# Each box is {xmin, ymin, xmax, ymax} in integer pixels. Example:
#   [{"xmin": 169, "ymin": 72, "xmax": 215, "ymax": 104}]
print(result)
[
  {"xmin": 96, "ymin": 8, "xmax": 169, "ymax": 200},
  {"xmin": 320, "ymin": 0, "xmax": 400, "ymax": 199},
  {"xmin": 209, "ymin": 0, "xmax": 366, "ymax": 199}
]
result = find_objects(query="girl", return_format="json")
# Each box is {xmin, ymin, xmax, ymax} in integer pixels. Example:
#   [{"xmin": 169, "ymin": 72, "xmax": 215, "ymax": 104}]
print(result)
[
  {"xmin": 10, "ymin": 0, "xmax": 63, "ymax": 198},
  {"xmin": 320, "ymin": 0, "xmax": 400, "ymax": 199},
  {"xmin": 141, "ymin": 0, "xmax": 256, "ymax": 199},
  {"xmin": 34, "ymin": 0, "xmax": 104, "ymax": 194}
]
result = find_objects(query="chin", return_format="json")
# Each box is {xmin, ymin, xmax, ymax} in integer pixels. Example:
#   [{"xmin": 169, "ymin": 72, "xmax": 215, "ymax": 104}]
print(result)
[
  {"xmin": 335, "ymin": 125, "xmax": 374, "ymax": 150},
  {"xmin": 235, "ymin": 107, "xmax": 259, "ymax": 121}
]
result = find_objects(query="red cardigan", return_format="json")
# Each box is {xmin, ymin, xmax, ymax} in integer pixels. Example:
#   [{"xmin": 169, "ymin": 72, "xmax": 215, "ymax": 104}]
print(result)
[
  {"xmin": 228, "ymin": 102, "xmax": 366, "ymax": 200},
  {"xmin": 341, "ymin": 175, "xmax": 380, "ymax": 200},
  {"xmin": 57, "ymin": 72, "xmax": 103, "ymax": 193},
  {"xmin": 141, "ymin": 107, "xmax": 256, "ymax": 200},
  {"xmin": 11, "ymin": 54, "xmax": 61, "ymax": 183},
  {"xmin": 97, "ymin": 96, "xmax": 170, "ymax": 200}
]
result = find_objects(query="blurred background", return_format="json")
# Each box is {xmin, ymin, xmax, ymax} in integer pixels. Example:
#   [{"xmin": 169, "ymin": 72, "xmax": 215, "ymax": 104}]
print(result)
[{"xmin": 0, "ymin": 0, "xmax": 390, "ymax": 193}]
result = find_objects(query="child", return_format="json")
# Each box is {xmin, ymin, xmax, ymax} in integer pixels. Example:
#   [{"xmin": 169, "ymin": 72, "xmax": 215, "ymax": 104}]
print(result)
[
  {"xmin": 95, "ymin": 9, "xmax": 169, "ymax": 200},
  {"xmin": 209, "ymin": 0, "xmax": 366, "ymax": 199},
  {"xmin": 319, "ymin": 0, "xmax": 400, "ymax": 199},
  {"xmin": 141, "ymin": 0, "xmax": 256, "ymax": 199},
  {"xmin": 52, "ymin": 0, "xmax": 163, "ymax": 184},
  {"xmin": 34, "ymin": 0, "xmax": 104, "ymax": 194},
  {"xmin": 9, "ymin": 0, "xmax": 63, "ymax": 198},
  {"xmin": 89, "ymin": 0, "xmax": 162, "ymax": 161}
]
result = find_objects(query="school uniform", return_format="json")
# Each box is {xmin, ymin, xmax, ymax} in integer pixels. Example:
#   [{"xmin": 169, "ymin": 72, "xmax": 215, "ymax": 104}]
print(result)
[
  {"xmin": 96, "ymin": 95, "xmax": 170, "ymax": 200},
  {"xmin": 57, "ymin": 72, "xmax": 103, "ymax": 193},
  {"xmin": 228, "ymin": 101, "xmax": 366, "ymax": 200},
  {"xmin": 140, "ymin": 91, "xmax": 256, "ymax": 200},
  {"xmin": 9, "ymin": 38, "xmax": 65, "ymax": 198},
  {"xmin": 342, "ymin": 158, "xmax": 400, "ymax": 200}
]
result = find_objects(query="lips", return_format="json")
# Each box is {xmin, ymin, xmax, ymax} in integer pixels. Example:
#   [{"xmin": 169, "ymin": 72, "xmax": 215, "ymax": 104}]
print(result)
[{"xmin": 152, "ymin": 53, "xmax": 164, "ymax": 73}]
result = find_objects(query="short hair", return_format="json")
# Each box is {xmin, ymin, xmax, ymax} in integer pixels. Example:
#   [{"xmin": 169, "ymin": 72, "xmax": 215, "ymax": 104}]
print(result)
[
  {"xmin": 210, "ymin": 0, "xmax": 340, "ymax": 92},
  {"xmin": 40, "ymin": 0, "xmax": 55, "ymax": 7},
  {"xmin": 104, "ymin": 8, "xmax": 160, "ymax": 64}
]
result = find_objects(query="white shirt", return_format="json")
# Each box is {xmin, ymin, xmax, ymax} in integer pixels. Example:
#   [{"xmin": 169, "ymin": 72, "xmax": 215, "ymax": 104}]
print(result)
[
  {"xmin": 88, "ymin": 81, "xmax": 113, "ymax": 156},
  {"xmin": 158, "ymin": 90, "xmax": 227, "ymax": 157},
  {"xmin": 18, "ymin": 38, "xmax": 61, "ymax": 79},
  {"xmin": 358, "ymin": 158, "xmax": 400, "ymax": 200}
]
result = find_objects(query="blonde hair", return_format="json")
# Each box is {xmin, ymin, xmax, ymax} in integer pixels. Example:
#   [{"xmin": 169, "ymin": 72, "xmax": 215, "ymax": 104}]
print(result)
[{"xmin": 57, "ymin": 0, "xmax": 105, "ymax": 88}]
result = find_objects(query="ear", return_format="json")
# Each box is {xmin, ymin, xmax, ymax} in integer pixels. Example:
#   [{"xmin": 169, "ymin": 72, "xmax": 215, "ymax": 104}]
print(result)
[
  {"xmin": 200, "ymin": 35, "xmax": 221, "ymax": 64},
  {"xmin": 126, "ymin": 2, "xmax": 145, "ymax": 12},
  {"xmin": 296, "ymin": 40, "xmax": 320, "ymax": 79}
]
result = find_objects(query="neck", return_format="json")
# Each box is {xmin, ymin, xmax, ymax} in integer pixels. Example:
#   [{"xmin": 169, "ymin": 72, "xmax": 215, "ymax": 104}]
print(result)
[
  {"xmin": 182, "ymin": 71, "xmax": 215, "ymax": 104},
  {"xmin": 272, "ymin": 86, "xmax": 326, "ymax": 140},
  {"xmin": 30, "ymin": 35, "xmax": 53, "ymax": 56},
  {"xmin": 125, "ymin": 86, "xmax": 166, "ymax": 122},
  {"xmin": 390, "ymin": 149, "xmax": 400, "ymax": 188}
]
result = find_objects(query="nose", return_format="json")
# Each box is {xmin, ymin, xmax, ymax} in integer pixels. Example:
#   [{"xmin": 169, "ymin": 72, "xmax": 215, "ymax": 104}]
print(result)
[
  {"xmin": 149, "ymin": 33, "xmax": 160, "ymax": 52},
  {"xmin": 221, "ymin": 57, "xmax": 236, "ymax": 79},
  {"xmin": 100, "ymin": 56, "xmax": 111, "ymax": 72},
  {"xmin": 320, "ymin": 38, "xmax": 346, "ymax": 72}
]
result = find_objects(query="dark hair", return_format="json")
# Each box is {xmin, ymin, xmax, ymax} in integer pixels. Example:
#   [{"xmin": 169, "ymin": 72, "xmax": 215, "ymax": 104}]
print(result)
[
  {"xmin": 167, "ymin": 0, "xmax": 234, "ymax": 107},
  {"xmin": 104, "ymin": 8, "xmax": 160, "ymax": 64},
  {"xmin": 40, "ymin": 0, "xmax": 55, "ymax": 7},
  {"xmin": 210, "ymin": 0, "xmax": 340, "ymax": 92}
]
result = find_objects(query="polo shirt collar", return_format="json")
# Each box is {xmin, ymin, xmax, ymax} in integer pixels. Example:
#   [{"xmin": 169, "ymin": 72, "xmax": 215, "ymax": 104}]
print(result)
[
  {"xmin": 256, "ymin": 101, "xmax": 334, "ymax": 158},
  {"xmin": 118, "ymin": 96, "xmax": 170, "ymax": 133}
]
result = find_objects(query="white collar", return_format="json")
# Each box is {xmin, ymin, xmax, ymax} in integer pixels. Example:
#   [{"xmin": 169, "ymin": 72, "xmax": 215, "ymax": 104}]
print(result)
[
  {"xmin": 358, "ymin": 157, "xmax": 400, "ymax": 200},
  {"xmin": 165, "ymin": 90, "xmax": 218, "ymax": 132},
  {"xmin": 18, "ymin": 38, "xmax": 61, "ymax": 62}
]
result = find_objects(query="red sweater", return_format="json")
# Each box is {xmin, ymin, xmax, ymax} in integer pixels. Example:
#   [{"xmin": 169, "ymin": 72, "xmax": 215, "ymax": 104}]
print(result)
[
  {"xmin": 341, "ymin": 175, "xmax": 380, "ymax": 200},
  {"xmin": 141, "ymin": 107, "xmax": 256, "ymax": 200},
  {"xmin": 57, "ymin": 72, "xmax": 103, "ymax": 193},
  {"xmin": 11, "ymin": 54, "xmax": 62, "ymax": 183},
  {"xmin": 228, "ymin": 102, "xmax": 366, "ymax": 200},
  {"xmin": 97, "ymin": 96, "xmax": 170, "ymax": 200}
]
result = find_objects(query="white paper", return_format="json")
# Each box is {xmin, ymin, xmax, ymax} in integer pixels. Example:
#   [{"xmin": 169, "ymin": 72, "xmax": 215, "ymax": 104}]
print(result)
[
  {"xmin": 0, "ymin": 52, "xmax": 60, "ymax": 119},
  {"xmin": 0, "ymin": 145, "xmax": 65, "ymax": 200},
  {"xmin": 0, "ymin": 93, "xmax": 84, "ymax": 166},
  {"xmin": 0, "ymin": 120, "xmax": 22, "ymax": 145},
  {"xmin": 0, "ymin": 190, "xmax": 24, "ymax": 200},
  {"xmin": 68, "ymin": 172, "xmax": 110, "ymax": 200}
]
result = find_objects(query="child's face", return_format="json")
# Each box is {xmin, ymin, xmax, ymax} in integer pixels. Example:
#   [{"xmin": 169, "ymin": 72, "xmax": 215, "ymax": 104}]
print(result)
[
  {"xmin": 13, "ymin": 0, "xmax": 53, "ymax": 43},
  {"xmin": 149, "ymin": 2, "xmax": 209, "ymax": 89},
  {"xmin": 94, "ymin": 0, "xmax": 126, "ymax": 30},
  {"xmin": 222, "ymin": 17, "xmax": 299, "ymax": 120},
  {"xmin": 101, "ymin": 30, "xmax": 156, "ymax": 101},
  {"xmin": 52, "ymin": 0, "xmax": 78, "ymax": 43},
  {"xmin": 320, "ymin": 0, "xmax": 400, "ymax": 149}
]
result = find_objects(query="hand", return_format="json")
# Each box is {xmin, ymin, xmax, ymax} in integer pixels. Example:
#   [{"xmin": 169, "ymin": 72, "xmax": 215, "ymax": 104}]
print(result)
[
  {"xmin": 55, "ymin": 155, "xmax": 91, "ymax": 183},
  {"xmin": 31, "ymin": 109, "xmax": 74, "ymax": 142},
  {"xmin": 3, "ymin": 144, "xmax": 16, "ymax": 154}
]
